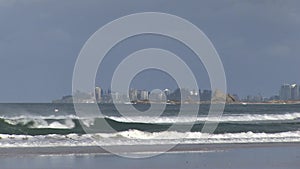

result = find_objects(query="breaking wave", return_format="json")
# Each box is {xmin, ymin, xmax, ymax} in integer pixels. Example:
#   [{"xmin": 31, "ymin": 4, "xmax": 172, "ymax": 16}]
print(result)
[{"xmin": 0, "ymin": 130, "xmax": 299, "ymax": 147}]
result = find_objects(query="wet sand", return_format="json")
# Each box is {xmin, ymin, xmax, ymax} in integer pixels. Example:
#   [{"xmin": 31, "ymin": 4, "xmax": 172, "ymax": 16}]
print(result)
[
  {"xmin": 0, "ymin": 143, "xmax": 299, "ymax": 169},
  {"xmin": 0, "ymin": 142, "xmax": 299, "ymax": 157}
]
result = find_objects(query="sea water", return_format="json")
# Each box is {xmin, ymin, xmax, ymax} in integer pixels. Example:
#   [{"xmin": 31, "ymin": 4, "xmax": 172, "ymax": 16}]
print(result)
[{"xmin": 0, "ymin": 103, "xmax": 300, "ymax": 147}]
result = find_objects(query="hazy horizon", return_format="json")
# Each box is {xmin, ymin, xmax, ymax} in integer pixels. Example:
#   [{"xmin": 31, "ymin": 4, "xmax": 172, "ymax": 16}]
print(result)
[{"xmin": 1, "ymin": 0, "xmax": 300, "ymax": 102}]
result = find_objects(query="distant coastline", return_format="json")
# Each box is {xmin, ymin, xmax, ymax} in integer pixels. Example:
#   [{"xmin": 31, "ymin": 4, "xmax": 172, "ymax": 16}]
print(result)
[{"xmin": 49, "ymin": 101, "xmax": 300, "ymax": 105}]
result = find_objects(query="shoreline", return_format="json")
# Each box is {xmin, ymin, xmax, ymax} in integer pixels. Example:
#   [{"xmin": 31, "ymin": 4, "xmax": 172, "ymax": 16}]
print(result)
[
  {"xmin": 0, "ymin": 142, "xmax": 299, "ymax": 157},
  {"xmin": 1, "ymin": 142, "xmax": 300, "ymax": 169}
]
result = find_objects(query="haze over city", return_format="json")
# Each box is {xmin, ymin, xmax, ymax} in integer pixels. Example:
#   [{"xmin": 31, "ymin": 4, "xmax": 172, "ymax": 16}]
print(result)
[{"xmin": 1, "ymin": 0, "xmax": 300, "ymax": 102}]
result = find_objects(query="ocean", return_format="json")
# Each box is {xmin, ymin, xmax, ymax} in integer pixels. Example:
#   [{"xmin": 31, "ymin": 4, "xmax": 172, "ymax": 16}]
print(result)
[{"xmin": 0, "ymin": 103, "xmax": 300, "ymax": 148}]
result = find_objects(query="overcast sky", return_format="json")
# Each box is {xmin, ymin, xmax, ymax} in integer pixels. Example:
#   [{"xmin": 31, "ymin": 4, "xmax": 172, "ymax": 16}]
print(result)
[{"xmin": 0, "ymin": 0, "xmax": 300, "ymax": 102}]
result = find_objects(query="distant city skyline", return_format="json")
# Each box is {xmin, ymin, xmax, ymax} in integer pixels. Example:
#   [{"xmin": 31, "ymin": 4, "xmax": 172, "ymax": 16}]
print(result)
[
  {"xmin": 1, "ymin": 1, "xmax": 300, "ymax": 102},
  {"xmin": 54, "ymin": 82, "xmax": 300, "ymax": 104}
]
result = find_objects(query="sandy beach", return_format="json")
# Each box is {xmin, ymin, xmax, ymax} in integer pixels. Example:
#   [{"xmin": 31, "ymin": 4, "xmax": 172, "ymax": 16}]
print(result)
[
  {"xmin": 0, "ymin": 143, "xmax": 299, "ymax": 169},
  {"xmin": 0, "ymin": 142, "xmax": 298, "ymax": 157}
]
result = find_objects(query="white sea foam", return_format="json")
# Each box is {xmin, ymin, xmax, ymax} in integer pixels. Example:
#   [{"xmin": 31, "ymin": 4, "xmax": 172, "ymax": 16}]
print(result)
[
  {"xmin": 0, "ymin": 114, "xmax": 83, "ymax": 120},
  {"xmin": 42, "ymin": 119, "xmax": 75, "ymax": 129},
  {"xmin": 1, "ymin": 112, "xmax": 300, "ymax": 129},
  {"xmin": 107, "ymin": 112, "xmax": 300, "ymax": 124},
  {"xmin": 4, "ymin": 118, "xmax": 75, "ymax": 129},
  {"xmin": 2, "ymin": 112, "xmax": 300, "ymax": 123},
  {"xmin": 0, "ymin": 130, "xmax": 300, "ymax": 147}
]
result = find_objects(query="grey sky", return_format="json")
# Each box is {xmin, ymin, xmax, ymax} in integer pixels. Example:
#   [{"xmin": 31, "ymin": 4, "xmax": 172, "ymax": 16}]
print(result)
[{"xmin": 0, "ymin": 0, "xmax": 300, "ymax": 102}]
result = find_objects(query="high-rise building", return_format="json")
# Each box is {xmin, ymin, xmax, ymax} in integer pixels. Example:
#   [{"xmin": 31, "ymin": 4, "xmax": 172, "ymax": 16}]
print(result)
[
  {"xmin": 137, "ymin": 90, "xmax": 149, "ymax": 101},
  {"xmin": 291, "ymin": 84, "xmax": 299, "ymax": 100},
  {"xmin": 95, "ymin": 87, "xmax": 102, "ymax": 102},
  {"xmin": 141, "ymin": 90, "xmax": 149, "ymax": 100},
  {"xmin": 129, "ymin": 89, "xmax": 138, "ymax": 101},
  {"xmin": 111, "ymin": 92, "xmax": 120, "ymax": 103},
  {"xmin": 149, "ymin": 90, "xmax": 166, "ymax": 102},
  {"xmin": 163, "ymin": 89, "xmax": 171, "ymax": 100},
  {"xmin": 168, "ymin": 88, "xmax": 191, "ymax": 101},
  {"xmin": 201, "ymin": 90, "xmax": 212, "ymax": 101},
  {"xmin": 279, "ymin": 84, "xmax": 291, "ymax": 100}
]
